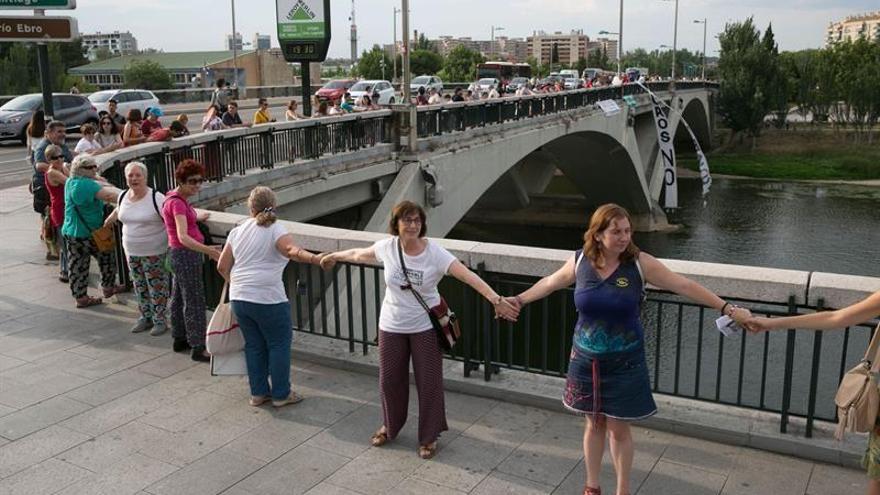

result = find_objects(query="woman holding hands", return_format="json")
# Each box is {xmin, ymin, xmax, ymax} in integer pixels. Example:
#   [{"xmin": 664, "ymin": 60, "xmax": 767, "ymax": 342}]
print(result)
[
  {"xmin": 509, "ymin": 203, "xmax": 751, "ymax": 495},
  {"xmin": 319, "ymin": 200, "xmax": 518, "ymax": 459}
]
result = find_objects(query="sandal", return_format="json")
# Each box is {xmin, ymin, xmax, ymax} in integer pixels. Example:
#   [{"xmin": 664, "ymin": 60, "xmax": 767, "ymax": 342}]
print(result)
[
  {"xmin": 418, "ymin": 442, "xmax": 437, "ymax": 460},
  {"xmin": 370, "ymin": 427, "xmax": 388, "ymax": 447},
  {"xmin": 102, "ymin": 285, "xmax": 126, "ymax": 298},
  {"xmin": 75, "ymin": 296, "xmax": 103, "ymax": 308},
  {"xmin": 583, "ymin": 487, "xmax": 601, "ymax": 495},
  {"xmin": 248, "ymin": 396, "xmax": 270, "ymax": 407}
]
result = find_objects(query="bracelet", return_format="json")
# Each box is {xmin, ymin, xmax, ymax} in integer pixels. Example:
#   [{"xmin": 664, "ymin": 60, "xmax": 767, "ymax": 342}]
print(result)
[
  {"xmin": 491, "ymin": 295, "xmax": 502, "ymax": 306},
  {"xmin": 720, "ymin": 302, "xmax": 730, "ymax": 315},
  {"xmin": 515, "ymin": 295, "xmax": 524, "ymax": 307}
]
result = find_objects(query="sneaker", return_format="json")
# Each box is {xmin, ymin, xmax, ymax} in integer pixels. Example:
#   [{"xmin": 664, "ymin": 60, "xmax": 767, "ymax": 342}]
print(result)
[
  {"xmin": 46, "ymin": 252, "xmax": 59, "ymax": 261},
  {"xmin": 130, "ymin": 318, "xmax": 153, "ymax": 334},
  {"xmin": 172, "ymin": 338, "xmax": 191, "ymax": 353},
  {"xmin": 272, "ymin": 392, "xmax": 304, "ymax": 408},
  {"xmin": 191, "ymin": 346, "xmax": 210, "ymax": 363},
  {"xmin": 149, "ymin": 323, "xmax": 167, "ymax": 336}
]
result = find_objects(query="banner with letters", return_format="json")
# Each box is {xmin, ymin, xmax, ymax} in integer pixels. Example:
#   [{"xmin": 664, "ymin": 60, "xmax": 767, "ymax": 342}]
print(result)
[{"xmin": 638, "ymin": 82, "xmax": 712, "ymax": 207}]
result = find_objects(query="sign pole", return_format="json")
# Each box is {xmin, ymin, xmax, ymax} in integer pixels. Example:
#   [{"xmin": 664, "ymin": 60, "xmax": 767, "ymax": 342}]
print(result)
[
  {"xmin": 276, "ymin": 0, "xmax": 331, "ymax": 117},
  {"xmin": 34, "ymin": 9, "xmax": 54, "ymax": 120},
  {"xmin": 301, "ymin": 63, "xmax": 311, "ymax": 117}
]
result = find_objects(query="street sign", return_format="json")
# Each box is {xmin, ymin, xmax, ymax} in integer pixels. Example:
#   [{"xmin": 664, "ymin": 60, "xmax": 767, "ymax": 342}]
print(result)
[
  {"xmin": 0, "ymin": 0, "xmax": 76, "ymax": 9},
  {"xmin": 276, "ymin": 0, "xmax": 331, "ymax": 62},
  {"xmin": 0, "ymin": 15, "xmax": 77, "ymax": 42}
]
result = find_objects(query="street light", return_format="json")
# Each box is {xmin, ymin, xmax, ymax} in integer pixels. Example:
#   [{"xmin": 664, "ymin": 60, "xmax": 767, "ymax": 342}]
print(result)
[
  {"xmin": 230, "ymin": 0, "xmax": 238, "ymax": 87},
  {"xmin": 660, "ymin": 0, "xmax": 679, "ymax": 80},
  {"xmin": 694, "ymin": 18, "xmax": 707, "ymax": 80},
  {"xmin": 491, "ymin": 26, "xmax": 505, "ymax": 60},
  {"xmin": 598, "ymin": 30, "xmax": 621, "ymax": 74},
  {"xmin": 393, "ymin": 7, "xmax": 400, "ymax": 83}
]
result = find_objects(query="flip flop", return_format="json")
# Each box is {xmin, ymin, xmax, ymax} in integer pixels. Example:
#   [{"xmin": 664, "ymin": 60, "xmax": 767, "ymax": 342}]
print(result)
[{"xmin": 75, "ymin": 296, "xmax": 103, "ymax": 308}]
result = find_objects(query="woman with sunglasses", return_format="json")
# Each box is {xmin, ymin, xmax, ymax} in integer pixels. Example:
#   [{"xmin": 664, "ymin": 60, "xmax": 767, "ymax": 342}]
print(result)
[
  {"xmin": 61, "ymin": 155, "xmax": 123, "ymax": 308},
  {"xmin": 95, "ymin": 117, "xmax": 123, "ymax": 150},
  {"xmin": 161, "ymin": 160, "xmax": 220, "ymax": 362},
  {"xmin": 44, "ymin": 144, "xmax": 70, "ymax": 283}
]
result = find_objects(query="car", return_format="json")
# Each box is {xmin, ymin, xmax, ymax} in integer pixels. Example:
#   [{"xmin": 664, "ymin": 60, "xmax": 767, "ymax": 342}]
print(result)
[
  {"xmin": 560, "ymin": 73, "xmax": 581, "ymax": 90},
  {"xmin": 348, "ymin": 80, "xmax": 396, "ymax": 105},
  {"xmin": 410, "ymin": 75, "xmax": 443, "ymax": 94},
  {"xmin": 474, "ymin": 78, "xmax": 500, "ymax": 93},
  {"xmin": 506, "ymin": 77, "xmax": 530, "ymax": 93},
  {"xmin": 88, "ymin": 89, "xmax": 160, "ymax": 118},
  {"xmin": 315, "ymin": 79, "xmax": 357, "ymax": 103},
  {"xmin": 0, "ymin": 93, "xmax": 99, "ymax": 144}
]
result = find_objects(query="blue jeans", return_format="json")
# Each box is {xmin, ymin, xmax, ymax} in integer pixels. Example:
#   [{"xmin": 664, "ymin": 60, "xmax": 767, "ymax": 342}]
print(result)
[{"xmin": 231, "ymin": 300, "xmax": 292, "ymax": 400}]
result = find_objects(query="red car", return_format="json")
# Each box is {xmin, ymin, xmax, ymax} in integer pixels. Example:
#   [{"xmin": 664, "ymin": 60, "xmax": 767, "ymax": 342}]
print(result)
[{"xmin": 315, "ymin": 79, "xmax": 357, "ymax": 103}]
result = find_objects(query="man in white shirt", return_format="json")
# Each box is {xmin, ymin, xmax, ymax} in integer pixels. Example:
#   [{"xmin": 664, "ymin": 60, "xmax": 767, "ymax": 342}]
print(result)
[{"xmin": 427, "ymin": 88, "xmax": 442, "ymax": 105}]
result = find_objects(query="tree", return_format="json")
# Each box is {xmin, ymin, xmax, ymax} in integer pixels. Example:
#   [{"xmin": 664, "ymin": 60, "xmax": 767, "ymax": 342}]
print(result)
[
  {"xmin": 415, "ymin": 33, "xmax": 433, "ymax": 52},
  {"xmin": 410, "ymin": 49, "xmax": 443, "ymax": 76},
  {"xmin": 438, "ymin": 45, "xmax": 484, "ymax": 82},
  {"xmin": 575, "ymin": 57, "xmax": 588, "ymax": 75},
  {"xmin": 586, "ymin": 48, "xmax": 610, "ymax": 70},
  {"xmin": 92, "ymin": 47, "xmax": 114, "ymax": 61},
  {"xmin": 716, "ymin": 18, "xmax": 780, "ymax": 145},
  {"xmin": 123, "ymin": 60, "xmax": 173, "ymax": 90},
  {"xmin": 354, "ymin": 46, "xmax": 391, "ymax": 80},
  {"xmin": 760, "ymin": 24, "xmax": 789, "ymax": 128}
]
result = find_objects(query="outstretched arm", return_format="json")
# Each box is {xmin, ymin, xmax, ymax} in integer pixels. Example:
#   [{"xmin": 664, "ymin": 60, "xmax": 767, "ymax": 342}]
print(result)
[
  {"xmin": 447, "ymin": 260, "xmax": 518, "ymax": 321},
  {"xmin": 319, "ymin": 246, "xmax": 378, "ymax": 270},
  {"xmin": 514, "ymin": 255, "xmax": 577, "ymax": 305},
  {"xmin": 748, "ymin": 291, "xmax": 880, "ymax": 332}
]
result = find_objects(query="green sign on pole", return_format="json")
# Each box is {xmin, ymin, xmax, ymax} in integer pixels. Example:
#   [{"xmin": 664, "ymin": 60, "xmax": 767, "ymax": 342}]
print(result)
[
  {"xmin": 277, "ymin": 0, "xmax": 325, "ymax": 40},
  {"xmin": 0, "ymin": 0, "xmax": 76, "ymax": 10}
]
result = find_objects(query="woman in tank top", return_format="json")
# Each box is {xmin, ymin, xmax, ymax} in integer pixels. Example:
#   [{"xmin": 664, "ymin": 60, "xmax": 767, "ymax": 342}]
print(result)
[{"xmin": 508, "ymin": 203, "xmax": 752, "ymax": 495}]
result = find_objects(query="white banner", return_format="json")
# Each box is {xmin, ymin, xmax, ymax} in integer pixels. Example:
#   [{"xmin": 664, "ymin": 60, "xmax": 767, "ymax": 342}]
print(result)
[
  {"xmin": 638, "ymin": 82, "xmax": 712, "ymax": 205},
  {"xmin": 648, "ymin": 93, "xmax": 678, "ymax": 209}
]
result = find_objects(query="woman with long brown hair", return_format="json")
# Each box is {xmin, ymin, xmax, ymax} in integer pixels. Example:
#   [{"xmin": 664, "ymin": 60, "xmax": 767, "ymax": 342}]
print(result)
[{"xmin": 509, "ymin": 203, "xmax": 751, "ymax": 495}]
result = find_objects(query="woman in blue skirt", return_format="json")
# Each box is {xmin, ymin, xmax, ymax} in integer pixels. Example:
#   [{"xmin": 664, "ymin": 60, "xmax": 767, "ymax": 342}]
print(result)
[{"xmin": 510, "ymin": 203, "xmax": 751, "ymax": 495}]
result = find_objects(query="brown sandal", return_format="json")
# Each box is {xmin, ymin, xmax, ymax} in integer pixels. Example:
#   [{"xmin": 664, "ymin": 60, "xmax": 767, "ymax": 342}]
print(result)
[
  {"xmin": 583, "ymin": 487, "xmax": 601, "ymax": 495},
  {"xmin": 418, "ymin": 442, "xmax": 437, "ymax": 460},
  {"xmin": 75, "ymin": 296, "xmax": 103, "ymax": 308},
  {"xmin": 370, "ymin": 427, "xmax": 388, "ymax": 447}
]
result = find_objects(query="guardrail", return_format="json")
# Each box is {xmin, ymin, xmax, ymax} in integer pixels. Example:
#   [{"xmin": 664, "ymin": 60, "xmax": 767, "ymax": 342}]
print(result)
[{"xmin": 199, "ymin": 212, "xmax": 879, "ymax": 438}]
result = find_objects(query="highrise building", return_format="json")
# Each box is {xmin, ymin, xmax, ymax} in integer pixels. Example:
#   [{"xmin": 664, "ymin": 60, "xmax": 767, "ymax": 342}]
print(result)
[
  {"xmin": 826, "ymin": 11, "xmax": 880, "ymax": 46},
  {"xmin": 253, "ymin": 34, "xmax": 271, "ymax": 51},
  {"xmin": 226, "ymin": 32, "xmax": 244, "ymax": 51},
  {"xmin": 81, "ymin": 31, "xmax": 138, "ymax": 60},
  {"xmin": 527, "ymin": 30, "xmax": 589, "ymax": 66}
]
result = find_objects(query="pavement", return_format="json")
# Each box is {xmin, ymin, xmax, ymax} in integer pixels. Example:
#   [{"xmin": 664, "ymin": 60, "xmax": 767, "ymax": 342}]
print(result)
[{"xmin": 0, "ymin": 184, "xmax": 867, "ymax": 495}]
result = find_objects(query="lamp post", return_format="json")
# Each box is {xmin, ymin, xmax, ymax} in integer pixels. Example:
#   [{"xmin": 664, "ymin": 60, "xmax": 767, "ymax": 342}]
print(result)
[
  {"xmin": 491, "ymin": 26, "xmax": 504, "ymax": 59},
  {"xmin": 231, "ymin": 0, "xmax": 238, "ymax": 87},
  {"xmin": 660, "ymin": 0, "xmax": 679, "ymax": 80},
  {"xmin": 694, "ymin": 18, "xmax": 707, "ymax": 80},
  {"xmin": 598, "ymin": 30, "xmax": 621, "ymax": 74},
  {"xmin": 393, "ymin": 7, "xmax": 400, "ymax": 82}
]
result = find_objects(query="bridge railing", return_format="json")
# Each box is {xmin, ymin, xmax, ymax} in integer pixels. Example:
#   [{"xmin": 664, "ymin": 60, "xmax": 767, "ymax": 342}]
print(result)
[
  {"xmin": 415, "ymin": 81, "xmax": 719, "ymax": 138},
  {"xmin": 201, "ymin": 211, "xmax": 877, "ymax": 439}
]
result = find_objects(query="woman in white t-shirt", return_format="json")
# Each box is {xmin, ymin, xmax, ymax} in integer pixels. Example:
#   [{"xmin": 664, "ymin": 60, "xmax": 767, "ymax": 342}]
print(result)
[
  {"xmin": 319, "ymin": 201, "xmax": 519, "ymax": 460},
  {"xmin": 217, "ymin": 186, "xmax": 322, "ymax": 408},
  {"xmin": 104, "ymin": 161, "xmax": 170, "ymax": 336},
  {"xmin": 74, "ymin": 123, "xmax": 116, "ymax": 156}
]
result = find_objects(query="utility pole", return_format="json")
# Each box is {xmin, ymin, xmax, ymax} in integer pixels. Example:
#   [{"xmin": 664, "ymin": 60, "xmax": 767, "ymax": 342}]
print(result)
[
  {"xmin": 349, "ymin": 0, "xmax": 358, "ymax": 65},
  {"xmin": 392, "ymin": 7, "xmax": 400, "ymax": 82},
  {"xmin": 618, "ymin": 0, "xmax": 623, "ymax": 75},
  {"xmin": 671, "ymin": 0, "xmax": 679, "ymax": 80},
  {"xmin": 402, "ymin": 0, "xmax": 411, "ymax": 103},
  {"xmin": 694, "ymin": 18, "xmax": 707, "ymax": 80},
  {"xmin": 231, "ymin": 0, "xmax": 238, "ymax": 88},
  {"xmin": 34, "ymin": 8, "xmax": 54, "ymax": 119}
]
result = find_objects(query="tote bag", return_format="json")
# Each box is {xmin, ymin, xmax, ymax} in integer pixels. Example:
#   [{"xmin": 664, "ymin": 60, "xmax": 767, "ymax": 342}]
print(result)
[{"xmin": 205, "ymin": 282, "xmax": 244, "ymax": 355}]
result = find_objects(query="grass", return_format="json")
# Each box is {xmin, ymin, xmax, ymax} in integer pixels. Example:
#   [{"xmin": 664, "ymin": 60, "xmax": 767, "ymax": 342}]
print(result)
[{"xmin": 679, "ymin": 147, "xmax": 880, "ymax": 180}]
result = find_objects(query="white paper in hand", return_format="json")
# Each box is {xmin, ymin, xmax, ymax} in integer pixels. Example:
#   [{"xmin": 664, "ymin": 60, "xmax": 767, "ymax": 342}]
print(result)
[{"xmin": 715, "ymin": 315, "xmax": 742, "ymax": 337}]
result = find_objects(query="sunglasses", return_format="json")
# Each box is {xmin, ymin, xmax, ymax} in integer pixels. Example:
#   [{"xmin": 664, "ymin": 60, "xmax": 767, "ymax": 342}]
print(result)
[
  {"xmin": 47, "ymin": 155, "xmax": 62, "ymax": 160},
  {"xmin": 81, "ymin": 165, "xmax": 97, "ymax": 170},
  {"xmin": 185, "ymin": 177, "xmax": 205, "ymax": 185},
  {"xmin": 101, "ymin": 121, "xmax": 113, "ymax": 125}
]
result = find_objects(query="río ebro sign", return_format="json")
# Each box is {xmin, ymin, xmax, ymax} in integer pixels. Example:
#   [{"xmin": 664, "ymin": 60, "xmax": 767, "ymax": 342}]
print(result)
[
  {"xmin": 0, "ymin": 0, "xmax": 76, "ymax": 9},
  {"xmin": 0, "ymin": 15, "xmax": 77, "ymax": 42},
  {"xmin": 276, "ymin": 0, "xmax": 330, "ymax": 62}
]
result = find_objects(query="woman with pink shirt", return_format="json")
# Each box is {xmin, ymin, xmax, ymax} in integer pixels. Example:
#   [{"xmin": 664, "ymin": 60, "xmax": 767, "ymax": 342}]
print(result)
[{"xmin": 161, "ymin": 159, "xmax": 220, "ymax": 362}]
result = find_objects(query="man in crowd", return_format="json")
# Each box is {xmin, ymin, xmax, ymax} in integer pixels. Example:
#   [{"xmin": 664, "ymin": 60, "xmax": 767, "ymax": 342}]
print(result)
[
  {"xmin": 106, "ymin": 99, "xmax": 127, "ymax": 132},
  {"xmin": 211, "ymin": 78, "xmax": 230, "ymax": 114},
  {"xmin": 33, "ymin": 121, "xmax": 73, "ymax": 260},
  {"xmin": 221, "ymin": 101, "xmax": 250, "ymax": 128},
  {"xmin": 452, "ymin": 88, "xmax": 465, "ymax": 102}
]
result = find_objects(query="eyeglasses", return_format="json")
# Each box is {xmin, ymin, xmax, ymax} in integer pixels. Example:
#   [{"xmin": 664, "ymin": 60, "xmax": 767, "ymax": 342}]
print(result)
[
  {"xmin": 81, "ymin": 165, "xmax": 97, "ymax": 170},
  {"xmin": 47, "ymin": 155, "xmax": 62, "ymax": 160},
  {"xmin": 185, "ymin": 177, "xmax": 205, "ymax": 185},
  {"xmin": 400, "ymin": 216, "xmax": 422, "ymax": 225}
]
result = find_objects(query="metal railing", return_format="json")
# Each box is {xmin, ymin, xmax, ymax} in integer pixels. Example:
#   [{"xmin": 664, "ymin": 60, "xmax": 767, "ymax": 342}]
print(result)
[
  {"xmin": 196, "ymin": 253, "xmax": 871, "ymax": 439},
  {"xmin": 415, "ymin": 81, "xmax": 718, "ymax": 138}
]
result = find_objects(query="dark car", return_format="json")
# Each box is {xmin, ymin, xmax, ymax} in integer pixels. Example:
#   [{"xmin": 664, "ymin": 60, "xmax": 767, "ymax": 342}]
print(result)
[
  {"xmin": 315, "ymin": 79, "xmax": 357, "ymax": 103},
  {"xmin": 506, "ymin": 77, "xmax": 530, "ymax": 93},
  {"xmin": 0, "ymin": 93, "xmax": 99, "ymax": 144}
]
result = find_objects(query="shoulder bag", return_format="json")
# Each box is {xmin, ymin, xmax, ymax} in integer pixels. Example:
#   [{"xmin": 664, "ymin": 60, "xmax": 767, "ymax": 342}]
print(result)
[
  {"xmin": 73, "ymin": 202, "xmax": 115, "ymax": 253},
  {"xmin": 834, "ymin": 322, "xmax": 880, "ymax": 440},
  {"xmin": 396, "ymin": 239, "xmax": 461, "ymax": 352}
]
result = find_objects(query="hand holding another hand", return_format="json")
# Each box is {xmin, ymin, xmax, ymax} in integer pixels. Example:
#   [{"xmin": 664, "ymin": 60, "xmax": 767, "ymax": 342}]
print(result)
[
  {"xmin": 494, "ymin": 297, "xmax": 520, "ymax": 322},
  {"xmin": 318, "ymin": 252, "xmax": 337, "ymax": 271}
]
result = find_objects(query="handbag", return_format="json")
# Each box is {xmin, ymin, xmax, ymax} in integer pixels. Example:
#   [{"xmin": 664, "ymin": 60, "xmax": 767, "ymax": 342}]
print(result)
[
  {"xmin": 205, "ymin": 282, "xmax": 244, "ymax": 355},
  {"xmin": 834, "ymin": 322, "xmax": 880, "ymax": 440},
  {"xmin": 73, "ymin": 203, "xmax": 116, "ymax": 252},
  {"xmin": 396, "ymin": 239, "xmax": 461, "ymax": 352}
]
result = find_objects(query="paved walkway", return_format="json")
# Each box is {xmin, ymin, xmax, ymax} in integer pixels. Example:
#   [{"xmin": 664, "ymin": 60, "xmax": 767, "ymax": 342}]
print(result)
[{"xmin": 0, "ymin": 185, "xmax": 866, "ymax": 495}]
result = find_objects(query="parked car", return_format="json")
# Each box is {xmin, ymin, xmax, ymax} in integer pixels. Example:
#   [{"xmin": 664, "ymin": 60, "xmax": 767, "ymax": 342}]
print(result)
[
  {"xmin": 315, "ymin": 79, "xmax": 357, "ymax": 103},
  {"xmin": 560, "ymin": 73, "xmax": 581, "ymax": 90},
  {"xmin": 0, "ymin": 93, "xmax": 99, "ymax": 144},
  {"xmin": 410, "ymin": 75, "xmax": 443, "ymax": 94},
  {"xmin": 506, "ymin": 77, "xmax": 530, "ymax": 93},
  {"xmin": 88, "ymin": 89, "xmax": 160, "ymax": 117},
  {"xmin": 474, "ymin": 78, "xmax": 500, "ymax": 93},
  {"xmin": 349, "ymin": 80, "xmax": 396, "ymax": 105}
]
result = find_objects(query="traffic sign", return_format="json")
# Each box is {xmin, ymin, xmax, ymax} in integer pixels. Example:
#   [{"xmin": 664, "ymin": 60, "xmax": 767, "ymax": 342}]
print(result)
[
  {"xmin": 276, "ymin": 0, "xmax": 331, "ymax": 62},
  {"xmin": 0, "ymin": 0, "xmax": 76, "ymax": 9},
  {"xmin": 0, "ymin": 15, "xmax": 78, "ymax": 42}
]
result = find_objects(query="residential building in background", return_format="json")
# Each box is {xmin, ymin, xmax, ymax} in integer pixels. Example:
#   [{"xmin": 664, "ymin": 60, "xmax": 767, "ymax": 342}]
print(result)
[
  {"xmin": 81, "ymin": 31, "xmax": 138, "ymax": 61},
  {"xmin": 226, "ymin": 32, "xmax": 244, "ymax": 51},
  {"xmin": 253, "ymin": 34, "xmax": 272, "ymax": 51},
  {"xmin": 588, "ymin": 37, "xmax": 618, "ymax": 62},
  {"xmin": 826, "ymin": 11, "xmax": 880, "ymax": 46},
  {"xmin": 384, "ymin": 35, "xmax": 528, "ymax": 62},
  {"xmin": 527, "ymin": 30, "xmax": 589, "ymax": 66},
  {"xmin": 69, "ymin": 50, "xmax": 295, "ymax": 90}
]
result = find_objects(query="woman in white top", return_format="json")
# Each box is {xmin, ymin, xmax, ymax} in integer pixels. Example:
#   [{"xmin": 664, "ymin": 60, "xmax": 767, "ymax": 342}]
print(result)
[
  {"xmin": 284, "ymin": 100, "xmax": 301, "ymax": 121},
  {"xmin": 319, "ymin": 201, "xmax": 519, "ymax": 459},
  {"xmin": 95, "ymin": 116, "xmax": 123, "ymax": 149},
  {"xmin": 74, "ymin": 123, "xmax": 116, "ymax": 155},
  {"xmin": 104, "ymin": 161, "xmax": 170, "ymax": 335},
  {"xmin": 217, "ymin": 186, "xmax": 322, "ymax": 408}
]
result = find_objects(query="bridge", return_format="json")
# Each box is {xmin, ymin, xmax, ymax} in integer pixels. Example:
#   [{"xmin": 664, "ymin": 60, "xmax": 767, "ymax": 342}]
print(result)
[{"xmin": 94, "ymin": 82, "xmax": 715, "ymax": 234}]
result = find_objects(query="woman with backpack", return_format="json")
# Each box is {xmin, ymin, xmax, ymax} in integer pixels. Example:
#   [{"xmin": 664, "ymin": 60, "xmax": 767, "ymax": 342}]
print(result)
[
  {"xmin": 746, "ymin": 292, "xmax": 880, "ymax": 495},
  {"xmin": 104, "ymin": 161, "xmax": 170, "ymax": 336}
]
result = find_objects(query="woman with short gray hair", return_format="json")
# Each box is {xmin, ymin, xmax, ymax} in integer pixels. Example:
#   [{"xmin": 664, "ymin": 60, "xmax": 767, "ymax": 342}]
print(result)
[
  {"xmin": 62, "ymin": 155, "xmax": 123, "ymax": 308},
  {"xmin": 105, "ymin": 161, "xmax": 169, "ymax": 334}
]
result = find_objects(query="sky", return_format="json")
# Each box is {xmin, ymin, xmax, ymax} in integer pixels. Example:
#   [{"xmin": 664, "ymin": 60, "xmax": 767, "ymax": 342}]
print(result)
[{"xmin": 47, "ymin": 0, "xmax": 880, "ymax": 58}]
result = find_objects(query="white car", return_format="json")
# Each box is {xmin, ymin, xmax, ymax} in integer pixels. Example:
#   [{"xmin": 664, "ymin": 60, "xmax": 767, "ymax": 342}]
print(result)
[
  {"xmin": 474, "ymin": 78, "xmax": 500, "ymax": 93},
  {"xmin": 560, "ymin": 74, "xmax": 581, "ymax": 90},
  {"xmin": 88, "ymin": 89, "xmax": 160, "ymax": 118},
  {"xmin": 349, "ymin": 80, "xmax": 396, "ymax": 105},
  {"xmin": 410, "ymin": 75, "xmax": 443, "ymax": 94}
]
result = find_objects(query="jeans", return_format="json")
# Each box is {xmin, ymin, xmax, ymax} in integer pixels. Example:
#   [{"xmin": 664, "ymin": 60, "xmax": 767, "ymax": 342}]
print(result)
[{"xmin": 231, "ymin": 300, "xmax": 292, "ymax": 400}]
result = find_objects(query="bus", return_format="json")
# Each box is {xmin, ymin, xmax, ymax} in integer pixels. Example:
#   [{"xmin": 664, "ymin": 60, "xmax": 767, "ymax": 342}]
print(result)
[{"xmin": 476, "ymin": 62, "xmax": 532, "ymax": 83}]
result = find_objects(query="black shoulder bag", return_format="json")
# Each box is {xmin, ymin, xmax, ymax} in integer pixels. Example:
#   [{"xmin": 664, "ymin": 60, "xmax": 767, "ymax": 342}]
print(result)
[{"xmin": 396, "ymin": 239, "xmax": 461, "ymax": 352}]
